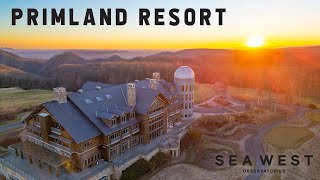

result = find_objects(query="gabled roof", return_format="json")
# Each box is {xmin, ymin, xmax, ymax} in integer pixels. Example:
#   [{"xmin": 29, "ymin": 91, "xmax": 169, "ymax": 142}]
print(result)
[
  {"xmin": 42, "ymin": 101, "xmax": 101, "ymax": 144},
  {"xmin": 135, "ymin": 87, "xmax": 163, "ymax": 114}
]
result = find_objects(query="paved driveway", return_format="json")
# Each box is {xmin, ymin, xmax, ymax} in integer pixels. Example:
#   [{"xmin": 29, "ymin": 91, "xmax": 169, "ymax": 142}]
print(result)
[{"xmin": 244, "ymin": 107, "xmax": 306, "ymax": 180}]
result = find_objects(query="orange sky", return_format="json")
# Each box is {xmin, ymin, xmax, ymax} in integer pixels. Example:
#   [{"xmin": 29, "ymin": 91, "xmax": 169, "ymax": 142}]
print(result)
[{"xmin": 1, "ymin": 0, "xmax": 320, "ymax": 49}]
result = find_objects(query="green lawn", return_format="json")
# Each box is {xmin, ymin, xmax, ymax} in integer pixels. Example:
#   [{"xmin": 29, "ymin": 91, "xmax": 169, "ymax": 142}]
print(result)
[{"xmin": 266, "ymin": 126, "xmax": 314, "ymax": 150}]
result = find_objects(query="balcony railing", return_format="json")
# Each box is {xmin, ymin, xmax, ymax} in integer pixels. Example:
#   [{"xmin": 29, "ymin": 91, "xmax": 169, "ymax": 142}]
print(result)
[
  {"xmin": 132, "ymin": 128, "xmax": 140, "ymax": 134},
  {"xmin": 34, "ymin": 122, "xmax": 40, "ymax": 128},
  {"xmin": 27, "ymin": 133, "xmax": 71, "ymax": 158},
  {"xmin": 122, "ymin": 132, "xmax": 130, "ymax": 138},
  {"xmin": 110, "ymin": 137, "xmax": 121, "ymax": 144},
  {"xmin": 51, "ymin": 127, "xmax": 62, "ymax": 135}
]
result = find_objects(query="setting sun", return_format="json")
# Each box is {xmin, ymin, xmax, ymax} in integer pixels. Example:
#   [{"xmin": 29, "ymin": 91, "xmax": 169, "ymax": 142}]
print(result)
[{"xmin": 246, "ymin": 35, "xmax": 265, "ymax": 48}]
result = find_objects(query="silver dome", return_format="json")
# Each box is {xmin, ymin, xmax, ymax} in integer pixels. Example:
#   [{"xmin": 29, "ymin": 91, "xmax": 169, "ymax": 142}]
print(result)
[{"xmin": 174, "ymin": 66, "xmax": 195, "ymax": 79}]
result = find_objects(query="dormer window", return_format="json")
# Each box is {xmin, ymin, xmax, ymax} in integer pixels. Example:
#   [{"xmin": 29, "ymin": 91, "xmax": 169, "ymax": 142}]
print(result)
[
  {"xmin": 111, "ymin": 118, "xmax": 117, "ymax": 126},
  {"xmin": 121, "ymin": 115, "xmax": 126, "ymax": 124},
  {"xmin": 130, "ymin": 111, "xmax": 135, "ymax": 119}
]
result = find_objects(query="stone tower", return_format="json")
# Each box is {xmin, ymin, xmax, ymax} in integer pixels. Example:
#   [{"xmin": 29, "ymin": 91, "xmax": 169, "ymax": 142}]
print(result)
[
  {"xmin": 53, "ymin": 87, "xmax": 67, "ymax": 103},
  {"xmin": 174, "ymin": 66, "xmax": 195, "ymax": 120},
  {"xmin": 127, "ymin": 83, "xmax": 136, "ymax": 107}
]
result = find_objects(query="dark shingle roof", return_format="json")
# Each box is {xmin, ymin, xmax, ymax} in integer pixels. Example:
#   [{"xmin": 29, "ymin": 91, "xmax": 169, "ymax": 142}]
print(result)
[
  {"xmin": 43, "ymin": 101, "xmax": 101, "ymax": 144},
  {"xmin": 81, "ymin": 81, "xmax": 114, "ymax": 91},
  {"xmin": 135, "ymin": 79, "xmax": 177, "ymax": 99},
  {"xmin": 40, "ymin": 79, "xmax": 174, "ymax": 142}
]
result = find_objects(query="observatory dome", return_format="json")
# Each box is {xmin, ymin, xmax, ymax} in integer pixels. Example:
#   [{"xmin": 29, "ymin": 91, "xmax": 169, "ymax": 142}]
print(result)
[{"xmin": 174, "ymin": 66, "xmax": 195, "ymax": 79}]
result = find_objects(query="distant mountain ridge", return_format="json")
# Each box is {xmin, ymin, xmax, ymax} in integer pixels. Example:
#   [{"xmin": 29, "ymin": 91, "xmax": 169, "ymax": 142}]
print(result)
[{"xmin": 1, "ymin": 48, "xmax": 164, "ymax": 59}]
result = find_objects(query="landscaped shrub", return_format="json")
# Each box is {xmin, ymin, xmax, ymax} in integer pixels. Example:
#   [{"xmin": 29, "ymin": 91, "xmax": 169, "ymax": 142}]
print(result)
[
  {"xmin": 150, "ymin": 152, "xmax": 171, "ymax": 170},
  {"xmin": 121, "ymin": 159, "xmax": 151, "ymax": 180},
  {"xmin": 309, "ymin": 104, "xmax": 317, "ymax": 109}
]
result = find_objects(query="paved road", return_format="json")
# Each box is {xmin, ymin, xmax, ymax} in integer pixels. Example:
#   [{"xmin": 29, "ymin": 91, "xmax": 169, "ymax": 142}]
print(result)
[{"xmin": 244, "ymin": 107, "xmax": 306, "ymax": 180}]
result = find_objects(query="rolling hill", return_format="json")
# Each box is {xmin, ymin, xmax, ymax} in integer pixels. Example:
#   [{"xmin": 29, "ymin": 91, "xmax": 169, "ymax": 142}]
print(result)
[
  {"xmin": 0, "ymin": 50, "xmax": 44, "ymax": 73},
  {"xmin": 39, "ymin": 52, "xmax": 86, "ymax": 74}
]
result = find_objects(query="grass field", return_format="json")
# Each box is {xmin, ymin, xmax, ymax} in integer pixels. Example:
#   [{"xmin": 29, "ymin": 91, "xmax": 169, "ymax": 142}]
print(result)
[
  {"xmin": 0, "ymin": 88, "xmax": 52, "ymax": 110},
  {"xmin": 305, "ymin": 111, "xmax": 320, "ymax": 122},
  {"xmin": 0, "ymin": 87, "xmax": 52, "ymax": 122},
  {"xmin": 266, "ymin": 126, "xmax": 314, "ymax": 150}
]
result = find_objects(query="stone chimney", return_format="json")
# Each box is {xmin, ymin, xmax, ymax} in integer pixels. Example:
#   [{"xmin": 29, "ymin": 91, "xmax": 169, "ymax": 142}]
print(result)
[
  {"xmin": 53, "ymin": 87, "xmax": 67, "ymax": 103},
  {"xmin": 153, "ymin": 72, "xmax": 160, "ymax": 81},
  {"xmin": 127, "ymin": 83, "xmax": 136, "ymax": 107},
  {"xmin": 149, "ymin": 79, "xmax": 157, "ymax": 90}
]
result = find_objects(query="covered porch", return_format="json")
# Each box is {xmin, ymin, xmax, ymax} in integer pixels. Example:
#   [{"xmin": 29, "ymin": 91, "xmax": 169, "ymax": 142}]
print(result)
[{"xmin": 10, "ymin": 141, "xmax": 71, "ymax": 177}]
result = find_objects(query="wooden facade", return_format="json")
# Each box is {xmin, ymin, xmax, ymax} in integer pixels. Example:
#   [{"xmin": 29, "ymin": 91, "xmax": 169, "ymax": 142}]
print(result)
[{"xmin": 22, "ymin": 92, "xmax": 180, "ymax": 172}]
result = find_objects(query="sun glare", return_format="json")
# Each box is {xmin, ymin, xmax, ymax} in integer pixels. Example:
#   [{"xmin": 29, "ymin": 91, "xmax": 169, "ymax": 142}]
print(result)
[{"xmin": 246, "ymin": 35, "xmax": 265, "ymax": 48}]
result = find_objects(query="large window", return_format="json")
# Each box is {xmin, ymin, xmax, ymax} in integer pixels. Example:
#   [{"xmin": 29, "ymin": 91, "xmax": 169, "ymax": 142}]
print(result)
[
  {"xmin": 181, "ymin": 85, "xmax": 184, "ymax": 92},
  {"xmin": 149, "ymin": 116, "xmax": 164, "ymax": 140},
  {"xmin": 131, "ymin": 136, "xmax": 140, "ymax": 147},
  {"xmin": 122, "ymin": 140, "xmax": 129, "ymax": 152},
  {"xmin": 110, "ymin": 146, "xmax": 118, "ymax": 159}
]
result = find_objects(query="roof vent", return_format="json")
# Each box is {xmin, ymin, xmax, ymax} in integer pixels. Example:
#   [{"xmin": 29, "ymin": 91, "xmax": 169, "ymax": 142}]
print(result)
[
  {"xmin": 146, "ymin": 78, "xmax": 150, "ymax": 80},
  {"xmin": 135, "ymin": 80, "xmax": 139, "ymax": 82},
  {"xmin": 85, "ymin": 99, "xmax": 93, "ymax": 104},
  {"xmin": 78, "ymin": 89, "xmax": 84, "ymax": 93},
  {"xmin": 96, "ymin": 86, "xmax": 102, "ymax": 90}
]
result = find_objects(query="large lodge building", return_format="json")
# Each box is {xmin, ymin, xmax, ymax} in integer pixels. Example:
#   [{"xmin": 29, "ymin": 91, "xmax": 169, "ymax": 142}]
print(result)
[{"xmin": 8, "ymin": 67, "xmax": 195, "ymax": 177}]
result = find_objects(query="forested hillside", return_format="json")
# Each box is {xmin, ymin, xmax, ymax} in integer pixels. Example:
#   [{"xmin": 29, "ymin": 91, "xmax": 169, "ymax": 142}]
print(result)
[{"xmin": 1, "ymin": 47, "xmax": 320, "ymax": 98}]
